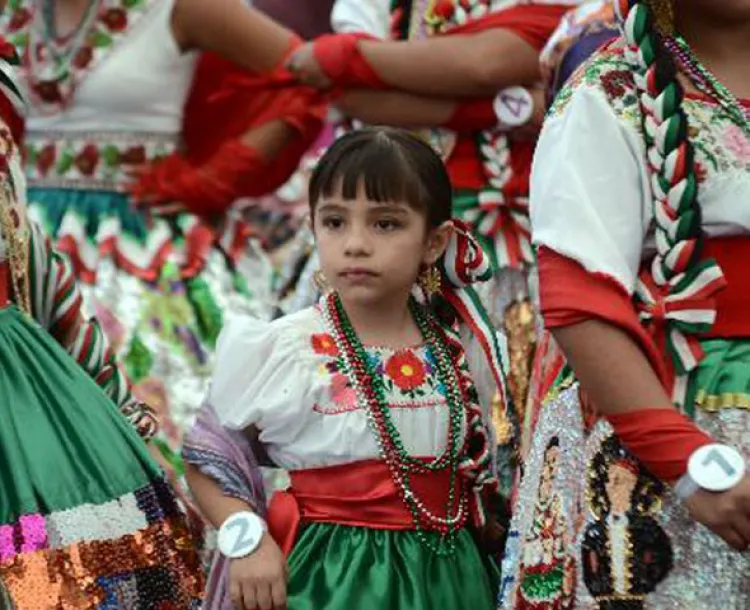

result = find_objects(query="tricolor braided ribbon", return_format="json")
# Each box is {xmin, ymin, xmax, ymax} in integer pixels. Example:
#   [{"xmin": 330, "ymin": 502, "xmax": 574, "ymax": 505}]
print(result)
[
  {"xmin": 455, "ymin": 132, "xmax": 533, "ymax": 270},
  {"xmin": 617, "ymin": 0, "xmax": 727, "ymax": 403},
  {"xmin": 435, "ymin": 219, "xmax": 517, "ymax": 519}
]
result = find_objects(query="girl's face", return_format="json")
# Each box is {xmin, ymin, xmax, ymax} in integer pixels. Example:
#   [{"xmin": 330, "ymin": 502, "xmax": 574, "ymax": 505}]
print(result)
[{"xmin": 313, "ymin": 185, "xmax": 449, "ymax": 308}]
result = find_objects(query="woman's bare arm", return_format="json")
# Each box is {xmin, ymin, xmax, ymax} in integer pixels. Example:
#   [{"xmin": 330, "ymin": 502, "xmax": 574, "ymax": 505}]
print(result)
[
  {"xmin": 357, "ymin": 29, "xmax": 541, "ymax": 97},
  {"xmin": 552, "ymin": 319, "xmax": 673, "ymax": 415},
  {"xmin": 337, "ymin": 90, "xmax": 455, "ymax": 127},
  {"xmin": 185, "ymin": 464, "xmax": 256, "ymax": 528}
]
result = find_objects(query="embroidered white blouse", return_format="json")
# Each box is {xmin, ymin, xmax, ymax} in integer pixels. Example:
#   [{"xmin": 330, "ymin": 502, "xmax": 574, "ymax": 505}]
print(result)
[
  {"xmin": 531, "ymin": 48, "xmax": 750, "ymax": 294},
  {"xmin": 210, "ymin": 306, "xmax": 502, "ymax": 471}
]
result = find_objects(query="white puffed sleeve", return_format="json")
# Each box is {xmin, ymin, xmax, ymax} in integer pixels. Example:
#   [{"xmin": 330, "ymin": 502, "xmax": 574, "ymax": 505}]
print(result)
[
  {"xmin": 331, "ymin": 0, "xmax": 391, "ymax": 37},
  {"xmin": 530, "ymin": 85, "xmax": 652, "ymax": 294},
  {"xmin": 209, "ymin": 314, "xmax": 312, "ymax": 445}
]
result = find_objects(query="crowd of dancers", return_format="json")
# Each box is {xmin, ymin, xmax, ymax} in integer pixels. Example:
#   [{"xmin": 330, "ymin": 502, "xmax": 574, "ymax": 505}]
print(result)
[{"xmin": 0, "ymin": 0, "xmax": 749, "ymax": 608}]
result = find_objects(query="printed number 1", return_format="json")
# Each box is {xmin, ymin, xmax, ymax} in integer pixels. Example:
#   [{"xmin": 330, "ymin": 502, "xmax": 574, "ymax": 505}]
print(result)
[
  {"xmin": 226, "ymin": 517, "xmax": 255, "ymax": 556},
  {"xmin": 702, "ymin": 448, "xmax": 738, "ymax": 478}
]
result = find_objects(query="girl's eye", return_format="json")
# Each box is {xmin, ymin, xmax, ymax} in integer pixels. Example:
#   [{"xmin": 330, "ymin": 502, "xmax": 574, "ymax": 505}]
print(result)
[
  {"xmin": 322, "ymin": 216, "xmax": 344, "ymax": 230},
  {"xmin": 375, "ymin": 219, "xmax": 402, "ymax": 232}
]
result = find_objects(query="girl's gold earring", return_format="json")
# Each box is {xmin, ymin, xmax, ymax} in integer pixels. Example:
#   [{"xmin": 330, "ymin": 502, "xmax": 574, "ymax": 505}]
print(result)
[{"xmin": 418, "ymin": 265, "xmax": 442, "ymax": 299}]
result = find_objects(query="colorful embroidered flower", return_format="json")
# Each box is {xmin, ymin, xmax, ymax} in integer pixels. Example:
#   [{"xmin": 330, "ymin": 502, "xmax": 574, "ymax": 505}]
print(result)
[
  {"xmin": 73, "ymin": 46, "xmax": 94, "ymax": 70},
  {"xmin": 37, "ymin": 144, "xmax": 56, "ymax": 176},
  {"xmin": 385, "ymin": 351, "xmax": 427, "ymax": 391},
  {"xmin": 74, "ymin": 144, "xmax": 100, "ymax": 176},
  {"xmin": 330, "ymin": 373, "xmax": 357, "ymax": 410},
  {"xmin": 101, "ymin": 8, "xmax": 128, "ymax": 32},
  {"xmin": 723, "ymin": 123, "xmax": 750, "ymax": 164},
  {"xmin": 311, "ymin": 333, "xmax": 338, "ymax": 356},
  {"xmin": 120, "ymin": 145, "xmax": 147, "ymax": 165},
  {"xmin": 34, "ymin": 81, "xmax": 62, "ymax": 103},
  {"xmin": 600, "ymin": 69, "xmax": 631, "ymax": 101},
  {"xmin": 7, "ymin": 8, "xmax": 32, "ymax": 32}
]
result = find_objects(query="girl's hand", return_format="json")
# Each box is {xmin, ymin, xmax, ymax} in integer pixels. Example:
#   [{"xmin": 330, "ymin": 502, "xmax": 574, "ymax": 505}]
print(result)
[
  {"xmin": 286, "ymin": 43, "xmax": 332, "ymax": 89},
  {"xmin": 229, "ymin": 533, "xmax": 288, "ymax": 610},
  {"xmin": 683, "ymin": 475, "xmax": 750, "ymax": 551}
]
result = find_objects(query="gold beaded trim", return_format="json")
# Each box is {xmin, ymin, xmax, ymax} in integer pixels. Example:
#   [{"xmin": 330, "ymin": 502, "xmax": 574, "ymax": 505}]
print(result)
[
  {"xmin": 0, "ymin": 183, "xmax": 30, "ymax": 315},
  {"xmin": 695, "ymin": 390, "xmax": 750, "ymax": 412}
]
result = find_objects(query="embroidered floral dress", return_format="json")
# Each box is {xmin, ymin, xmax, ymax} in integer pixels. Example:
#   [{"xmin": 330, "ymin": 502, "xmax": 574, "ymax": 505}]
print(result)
[
  {"xmin": 197, "ymin": 305, "xmax": 500, "ymax": 610},
  {"xmin": 499, "ymin": 48, "xmax": 750, "ymax": 609},
  {"xmin": 0, "ymin": 49, "xmax": 202, "ymax": 609},
  {"xmin": 0, "ymin": 0, "xmax": 273, "ymax": 456}
]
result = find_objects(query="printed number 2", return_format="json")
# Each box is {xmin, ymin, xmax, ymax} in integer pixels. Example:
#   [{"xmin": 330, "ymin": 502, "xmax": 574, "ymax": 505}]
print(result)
[
  {"xmin": 702, "ymin": 448, "xmax": 738, "ymax": 478},
  {"xmin": 226, "ymin": 517, "xmax": 255, "ymax": 556}
]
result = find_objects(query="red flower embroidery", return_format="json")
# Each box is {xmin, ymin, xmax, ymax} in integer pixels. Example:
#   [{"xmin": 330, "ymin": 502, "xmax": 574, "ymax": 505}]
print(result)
[
  {"xmin": 101, "ymin": 8, "xmax": 128, "ymax": 32},
  {"xmin": 0, "ymin": 41, "xmax": 16, "ymax": 61},
  {"xmin": 311, "ymin": 333, "xmax": 338, "ymax": 356},
  {"xmin": 385, "ymin": 351, "xmax": 426, "ymax": 391},
  {"xmin": 433, "ymin": 0, "xmax": 455, "ymax": 20},
  {"xmin": 34, "ymin": 81, "xmax": 62, "ymax": 103},
  {"xmin": 74, "ymin": 144, "xmax": 100, "ymax": 176},
  {"xmin": 8, "ymin": 8, "xmax": 32, "ymax": 32},
  {"xmin": 120, "ymin": 145, "xmax": 147, "ymax": 165},
  {"xmin": 601, "ymin": 70, "xmax": 632, "ymax": 101},
  {"xmin": 73, "ymin": 47, "xmax": 93, "ymax": 70},
  {"xmin": 37, "ymin": 144, "xmax": 56, "ymax": 176}
]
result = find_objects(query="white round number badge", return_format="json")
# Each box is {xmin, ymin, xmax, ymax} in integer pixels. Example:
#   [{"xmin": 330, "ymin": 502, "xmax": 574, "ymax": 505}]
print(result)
[
  {"xmin": 688, "ymin": 444, "xmax": 745, "ymax": 493},
  {"xmin": 217, "ymin": 511, "xmax": 266, "ymax": 559}
]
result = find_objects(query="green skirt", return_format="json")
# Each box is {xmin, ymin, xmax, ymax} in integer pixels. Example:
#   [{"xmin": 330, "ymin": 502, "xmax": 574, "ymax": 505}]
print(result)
[
  {"xmin": 287, "ymin": 523, "xmax": 498, "ymax": 610},
  {"xmin": 0, "ymin": 306, "xmax": 202, "ymax": 608}
]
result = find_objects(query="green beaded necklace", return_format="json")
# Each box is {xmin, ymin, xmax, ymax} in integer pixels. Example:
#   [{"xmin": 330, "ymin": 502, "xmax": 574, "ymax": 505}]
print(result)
[{"xmin": 322, "ymin": 292, "xmax": 469, "ymax": 555}]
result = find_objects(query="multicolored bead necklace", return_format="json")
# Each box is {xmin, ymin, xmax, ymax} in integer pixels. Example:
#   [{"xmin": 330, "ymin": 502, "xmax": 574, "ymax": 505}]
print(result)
[
  {"xmin": 664, "ymin": 34, "xmax": 750, "ymax": 137},
  {"xmin": 321, "ymin": 291, "xmax": 468, "ymax": 555}
]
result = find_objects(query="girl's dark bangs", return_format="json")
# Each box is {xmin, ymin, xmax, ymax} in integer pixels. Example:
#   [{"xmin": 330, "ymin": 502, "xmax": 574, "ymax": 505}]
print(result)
[{"xmin": 311, "ymin": 139, "xmax": 429, "ymax": 209}]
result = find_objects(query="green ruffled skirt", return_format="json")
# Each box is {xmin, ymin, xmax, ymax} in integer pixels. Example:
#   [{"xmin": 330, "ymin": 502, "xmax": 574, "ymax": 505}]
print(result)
[
  {"xmin": 287, "ymin": 523, "xmax": 498, "ymax": 610},
  {"xmin": 0, "ymin": 306, "xmax": 202, "ymax": 608}
]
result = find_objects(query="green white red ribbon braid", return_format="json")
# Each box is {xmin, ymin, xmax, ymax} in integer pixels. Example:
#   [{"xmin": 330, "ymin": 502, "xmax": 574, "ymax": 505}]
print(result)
[
  {"xmin": 618, "ymin": 0, "xmax": 726, "ymax": 404},
  {"xmin": 438, "ymin": 219, "xmax": 515, "ymax": 437}
]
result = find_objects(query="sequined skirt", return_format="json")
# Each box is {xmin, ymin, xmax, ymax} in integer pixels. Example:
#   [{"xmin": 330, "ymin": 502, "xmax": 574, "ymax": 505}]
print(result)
[
  {"xmin": 0, "ymin": 306, "xmax": 203, "ymax": 608},
  {"xmin": 27, "ymin": 187, "xmax": 274, "ymax": 457},
  {"xmin": 499, "ymin": 338, "xmax": 750, "ymax": 609}
]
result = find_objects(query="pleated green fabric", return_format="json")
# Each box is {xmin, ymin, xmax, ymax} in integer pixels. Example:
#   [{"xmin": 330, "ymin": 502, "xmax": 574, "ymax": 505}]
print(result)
[
  {"xmin": 286, "ymin": 522, "xmax": 498, "ymax": 610},
  {"xmin": 0, "ymin": 306, "xmax": 159, "ymax": 525},
  {"xmin": 685, "ymin": 338, "xmax": 750, "ymax": 418}
]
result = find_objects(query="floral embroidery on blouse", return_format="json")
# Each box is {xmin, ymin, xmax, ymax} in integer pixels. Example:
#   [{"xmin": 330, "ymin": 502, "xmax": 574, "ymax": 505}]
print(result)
[
  {"xmin": 550, "ymin": 47, "xmax": 750, "ymax": 179},
  {"xmin": 310, "ymin": 332, "xmax": 449, "ymax": 414}
]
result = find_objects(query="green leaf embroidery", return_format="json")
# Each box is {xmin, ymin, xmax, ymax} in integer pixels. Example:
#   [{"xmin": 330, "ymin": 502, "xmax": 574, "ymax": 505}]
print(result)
[
  {"xmin": 56, "ymin": 153, "xmax": 74, "ymax": 174},
  {"xmin": 90, "ymin": 30, "xmax": 113, "ymax": 48},
  {"xmin": 102, "ymin": 145, "xmax": 119, "ymax": 167}
]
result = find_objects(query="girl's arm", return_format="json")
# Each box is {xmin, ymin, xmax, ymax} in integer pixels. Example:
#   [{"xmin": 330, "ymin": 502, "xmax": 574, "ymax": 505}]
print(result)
[{"xmin": 185, "ymin": 464, "xmax": 256, "ymax": 528}]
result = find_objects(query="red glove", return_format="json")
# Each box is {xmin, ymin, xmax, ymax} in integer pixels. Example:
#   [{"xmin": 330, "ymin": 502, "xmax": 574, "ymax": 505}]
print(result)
[
  {"xmin": 131, "ymin": 39, "xmax": 328, "ymax": 218},
  {"xmin": 312, "ymin": 33, "xmax": 386, "ymax": 90}
]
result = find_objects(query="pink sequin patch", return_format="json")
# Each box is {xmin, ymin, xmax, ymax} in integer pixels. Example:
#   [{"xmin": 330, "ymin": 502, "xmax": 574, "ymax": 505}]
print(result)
[
  {"xmin": 19, "ymin": 514, "xmax": 48, "ymax": 553},
  {"xmin": 0, "ymin": 524, "xmax": 14, "ymax": 561}
]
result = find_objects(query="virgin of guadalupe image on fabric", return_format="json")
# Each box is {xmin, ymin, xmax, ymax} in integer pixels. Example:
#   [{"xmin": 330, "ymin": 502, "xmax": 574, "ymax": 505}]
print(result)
[
  {"xmin": 581, "ymin": 436, "xmax": 674, "ymax": 609},
  {"xmin": 516, "ymin": 436, "xmax": 576, "ymax": 609}
]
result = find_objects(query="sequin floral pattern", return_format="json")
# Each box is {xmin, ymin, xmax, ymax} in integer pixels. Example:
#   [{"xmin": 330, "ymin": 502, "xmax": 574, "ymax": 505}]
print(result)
[{"xmin": 311, "ymin": 332, "xmax": 449, "ymax": 414}]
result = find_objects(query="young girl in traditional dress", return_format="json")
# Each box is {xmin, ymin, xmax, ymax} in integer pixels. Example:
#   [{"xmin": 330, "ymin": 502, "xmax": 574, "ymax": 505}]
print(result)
[
  {"xmin": 0, "ymin": 24, "xmax": 203, "ymax": 609},
  {"xmin": 185, "ymin": 127, "xmax": 512, "ymax": 610},
  {"xmin": 501, "ymin": 0, "xmax": 750, "ymax": 608}
]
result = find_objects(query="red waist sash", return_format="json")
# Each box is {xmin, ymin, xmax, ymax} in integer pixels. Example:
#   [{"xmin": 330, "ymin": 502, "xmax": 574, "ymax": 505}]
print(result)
[
  {"xmin": 267, "ymin": 459, "xmax": 464, "ymax": 556},
  {"xmin": 702, "ymin": 238, "xmax": 750, "ymax": 337}
]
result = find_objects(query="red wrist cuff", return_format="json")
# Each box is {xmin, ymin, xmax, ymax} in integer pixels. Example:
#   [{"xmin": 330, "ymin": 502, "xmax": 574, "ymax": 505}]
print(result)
[
  {"xmin": 443, "ymin": 99, "xmax": 496, "ymax": 132},
  {"xmin": 606, "ymin": 408, "xmax": 713, "ymax": 482},
  {"xmin": 313, "ymin": 33, "xmax": 386, "ymax": 90}
]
